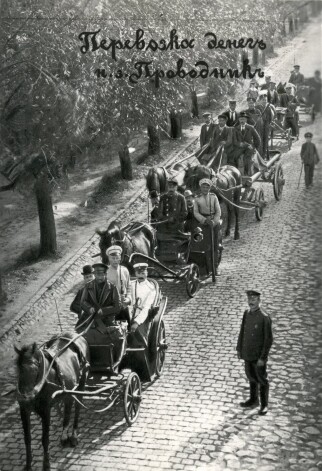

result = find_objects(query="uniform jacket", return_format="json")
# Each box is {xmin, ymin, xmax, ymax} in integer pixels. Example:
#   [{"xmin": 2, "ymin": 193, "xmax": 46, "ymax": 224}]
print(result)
[
  {"xmin": 289, "ymin": 72, "xmax": 305, "ymax": 87},
  {"xmin": 80, "ymin": 279, "xmax": 120, "ymax": 326},
  {"xmin": 232, "ymin": 123, "xmax": 261, "ymax": 150},
  {"xmin": 158, "ymin": 192, "xmax": 187, "ymax": 223},
  {"xmin": 237, "ymin": 308, "xmax": 273, "ymax": 361},
  {"xmin": 279, "ymin": 93, "xmax": 299, "ymax": 117},
  {"xmin": 243, "ymin": 108, "xmax": 262, "ymax": 126},
  {"xmin": 131, "ymin": 279, "xmax": 156, "ymax": 326},
  {"xmin": 70, "ymin": 288, "xmax": 84, "ymax": 316},
  {"xmin": 106, "ymin": 265, "xmax": 131, "ymax": 303},
  {"xmin": 211, "ymin": 125, "xmax": 232, "ymax": 152},
  {"xmin": 255, "ymin": 103, "xmax": 274, "ymax": 124},
  {"xmin": 301, "ymin": 142, "xmax": 320, "ymax": 166},
  {"xmin": 222, "ymin": 109, "xmax": 240, "ymax": 127},
  {"xmin": 193, "ymin": 193, "xmax": 221, "ymax": 225},
  {"xmin": 200, "ymin": 123, "xmax": 216, "ymax": 149},
  {"xmin": 267, "ymin": 89, "xmax": 279, "ymax": 106}
]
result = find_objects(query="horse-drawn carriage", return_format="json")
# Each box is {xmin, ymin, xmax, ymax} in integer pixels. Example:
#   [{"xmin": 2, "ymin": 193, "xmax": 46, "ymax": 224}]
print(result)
[{"xmin": 15, "ymin": 285, "xmax": 167, "ymax": 470}]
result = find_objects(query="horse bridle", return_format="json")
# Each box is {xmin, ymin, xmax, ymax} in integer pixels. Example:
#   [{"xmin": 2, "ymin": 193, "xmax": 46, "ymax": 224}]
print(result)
[{"xmin": 111, "ymin": 233, "xmax": 135, "ymax": 262}]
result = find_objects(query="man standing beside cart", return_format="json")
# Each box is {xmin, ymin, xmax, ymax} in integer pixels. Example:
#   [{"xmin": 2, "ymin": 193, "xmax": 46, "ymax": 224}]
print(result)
[
  {"xmin": 193, "ymin": 178, "xmax": 221, "ymax": 277},
  {"xmin": 156, "ymin": 177, "xmax": 187, "ymax": 236}
]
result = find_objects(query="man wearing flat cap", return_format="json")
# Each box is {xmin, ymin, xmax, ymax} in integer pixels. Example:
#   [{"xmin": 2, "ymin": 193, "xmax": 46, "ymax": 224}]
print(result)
[
  {"xmin": 199, "ymin": 112, "xmax": 216, "ymax": 164},
  {"xmin": 78, "ymin": 262, "xmax": 124, "ymax": 364},
  {"xmin": 70, "ymin": 265, "xmax": 95, "ymax": 317},
  {"xmin": 209, "ymin": 114, "xmax": 233, "ymax": 170},
  {"xmin": 230, "ymin": 111, "xmax": 261, "ymax": 175},
  {"xmin": 301, "ymin": 132, "xmax": 320, "ymax": 188},
  {"xmin": 256, "ymin": 92, "xmax": 275, "ymax": 159},
  {"xmin": 194, "ymin": 179, "xmax": 221, "ymax": 275},
  {"xmin": 222, "ymin": 100, "xmax": 240, "ymax": 127},
  {"xmin": 237, "ymin": 290, "xmax": 273, "ymax": 415},
  {"xmin": 279, "ymin": 85, "xmax": 300, "ymax": 137},
  {"xmin": 289, "ymin": 65, "xmax": 304, "ymax": 88},
  {"xmin": 156, "ymin": 177, "xmax": 187, "ymax": 235},
  {"xmin": 129, "ymin": 263, "xmax": 158, "ymax": 346}
]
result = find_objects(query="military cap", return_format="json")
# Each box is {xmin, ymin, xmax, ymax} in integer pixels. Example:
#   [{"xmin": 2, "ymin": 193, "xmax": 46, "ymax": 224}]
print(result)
[
  {"xmin": 133, "ymin": 262, "xmax": 148, "ymax": 270},
  {"xmin": 304, "ymin": 132, "xmax": 313, "ymax": 138},
  {"xmin": 246, "ymin": 289, "xmax": 261, "ymax": 296},
  {"xmin": 199, "ymin": 178, "xmax": 212, "ymax": 187},
  {"xmin": 239, "ymin": 111, "xmax": 249, "ymax": 118},
  {"xmin": 218, "ymin": 114, "xmax": 228, "ymax": 120},
  {"xmin": 247, "ymin": 97, "xmax": 256, "ymax": 102},
  {"xmin": 184, "ymin": 189, "xmax": 193, "ymax": 197},
  {"xmin": 202, "ymin": 112, "xmax": 211, "ymax": 117},
  {"xmin": 81, "ymin": 264, "xmax": 94, "ymax": 275},
  {"xmin": 106, "ymin": 245, "xmax": 122, "ymax": 256},
  {"xmin": 168, "ymin": 176, "xmax": 178, "ymax": 185},
  {"xmin": 229, "ymin": 100, "xmax": 236, "ymax": 104},
  {"xmin": 92, "ymin": 262, "xmax": 108, "ymax": 271}
]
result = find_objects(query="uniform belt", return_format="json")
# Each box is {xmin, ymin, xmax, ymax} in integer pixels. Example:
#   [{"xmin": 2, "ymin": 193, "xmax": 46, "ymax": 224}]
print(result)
[{"xmin": 200, "ymin": 212, "xmax": 216, "ymax": 217}]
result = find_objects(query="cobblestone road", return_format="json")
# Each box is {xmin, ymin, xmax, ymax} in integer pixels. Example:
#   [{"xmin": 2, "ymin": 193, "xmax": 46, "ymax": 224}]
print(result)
[{"xmin": 1, "ymin": 18, "xmax": 321, "ymax": 471}]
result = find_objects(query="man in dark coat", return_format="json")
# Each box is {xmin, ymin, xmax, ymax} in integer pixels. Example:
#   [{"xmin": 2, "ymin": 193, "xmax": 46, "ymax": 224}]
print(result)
[
  {"xmin": 156, "ymin": 177, "xmax": 188, "ymax": 234},
  {"xmin": 307, "ymin": 70, "xmax": 321, "ymax": 112},
  {"xmin": 279, "ymin": 84, "xmax": 300, "ymax": 137},
  {"xmin": 300, "ymin": 132, "xmax": 320, "ymax": 188},
  {"xmin": 78, "ymin": 263, "xmax": 124, "ymax": 365},
  {"xmin": 70, "ymin": 265, "xmax": 95, "ymax": 318},
  {"xmin": 267, "ymin": 81, "xmax": 280, "ymax": 106},
  {"xmin": 222, "ymin": 100, "xmax": 240, "ymax": 127},
  {"xmin": 229, "ymin": 112, "xmax": 261, "ymax": 175},
  {"xmin": 237, "ymin": 290, "xmax": 273, "ymax": 415},
  {"xmin": 289, "ymin": 65, "xmax": 305, "ymax": 88},
  {"xmin": 256, "ymin": 92, "xmax": 275, "ymax": 159},
  {"xmin": 199, "ymin": 112, "xmax": 216, "ymax": 164},
  {"xmin": 260, "ymin": 75, "xmax": 272, "ymax": 91},
  {"xmin": 209, "ymin": 114, "xmax": 232, "ymax": 170}
]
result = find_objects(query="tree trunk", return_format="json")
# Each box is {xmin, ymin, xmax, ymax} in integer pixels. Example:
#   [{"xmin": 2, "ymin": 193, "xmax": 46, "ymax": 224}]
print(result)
[
  {"xmin": 169, "ymin": 111, "xmax": 183, "ymax": 139},
  {"xmin": 0, "ymin": 271, "xmax": 7, "ymax": 304},
  {"xmin": 147, "ymin": 124, "xmax": 160, "ymax": 155},
  {"xmin": 118, "ymin": 146, "xmax": 133, "ymax": 180},
  {"xmin": 34, "ymin": 175, "xmax": 57, "ymax": 256},
  {"xmin": 252, "ymin": 47, "xmax": 259, "ymax": 66},
  {"xmin": 190, "ymin": 90, "xmax": 199, "ymax": 118}
]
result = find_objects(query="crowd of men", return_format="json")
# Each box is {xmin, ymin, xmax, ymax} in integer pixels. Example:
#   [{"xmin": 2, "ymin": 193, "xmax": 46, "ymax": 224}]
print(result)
[{"xmin": 198, "ymin": 66, "xmax": 321, "ymax": 174}]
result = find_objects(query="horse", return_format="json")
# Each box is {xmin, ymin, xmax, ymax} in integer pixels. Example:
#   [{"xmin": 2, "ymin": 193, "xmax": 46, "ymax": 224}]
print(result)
[
  {"xmin": 96, "ymin": 220, "xmax": 155, "ymax": 267},
  {"xmin": 145, "ymin": 166, "xmax": 168, "ymax": 199},
  {"xmin": 183, "ymin": 164, "xmax": 242, "ymax": 240},
  {"xmin": 15, "ymin": 333, "xmax": 89, "ymax": 471}
]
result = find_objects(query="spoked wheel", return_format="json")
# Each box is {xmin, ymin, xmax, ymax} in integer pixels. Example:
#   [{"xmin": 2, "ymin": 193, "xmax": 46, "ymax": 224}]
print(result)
[
  {"xmin": 185, "ymin": 263, "xmax": 200, "ymax": 298},
  {"xmin": 273, "ymin": 162, "xmax": 285, "ymax": 201},
  {"xmin": 123, "ymin": 371, "xmax": 142, "ymax": 425},
  {"xmin": 155, "ymin": 320, "xmax": 167, "ymax": 377},
  {"xmin": 287, "ymin": 128, "xmax": 292, "ymax": 150},
  {"xmin": 255, "ymin": 188, "xmax": 265, "ymax": 221}
]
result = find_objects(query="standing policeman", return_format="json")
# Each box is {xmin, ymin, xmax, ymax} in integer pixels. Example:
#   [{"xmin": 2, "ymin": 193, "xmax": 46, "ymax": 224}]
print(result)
[
  {"xmin": 237, "ymin": 290, "xmax": 273, "ymax": 415},
  {"xmin": 156, "ymin": 177, "xmax": 187, "ymax": 235}
]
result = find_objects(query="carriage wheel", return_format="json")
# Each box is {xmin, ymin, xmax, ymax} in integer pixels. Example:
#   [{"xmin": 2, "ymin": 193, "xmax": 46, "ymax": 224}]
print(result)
[
  {"xmin": 273, "ymin": 162, "xmax": 285, "ymax": 201},
  {"xmin": 287, "ymin": 128, "xmax": 292, "ymax": 150},
  {"xmin": 155, "ymin": 320, "xmax": 166, "ymax": 377},
  {"xmin": 123, "ymin": 371, "xmax": 142, "ymax": 426},
  {"xmin": 255, "ymin": 188, "xmax": 265, "ymax": 221},
  {"xmin": 185, "ymin": 263, "xmax": 200, "ymax": 298}
]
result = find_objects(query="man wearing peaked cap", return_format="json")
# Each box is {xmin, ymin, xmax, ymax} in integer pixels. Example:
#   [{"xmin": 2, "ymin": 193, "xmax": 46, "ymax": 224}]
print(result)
[
  {"xmin": 155, "ymin": 174, "xmax": 187, "ymax": 235},
  {"xmin": 129, "ymin": 262, "xmax": 158, "ymax": 344},
  {"xmin": 301, "ymin": 131, "xmax": 320, "ymax": 188},
  {"xmin": 243, "ymin": 97, "xmax": 263, "ymax": 131},
  {"xmin": 230, "ymin": 110, "xmax": 261, "ymax": 174},
  {"xmin": 267, "ymin": 81, "xmax": 279, "ymax": 106},
  {"xmin": 199, "ymin": 111, "xmax": 216, "ymax": 162},
  {"xmin": 237, "ymin": 290, "xmax": 273, "ymax": 415},
  {"xmin": 279, "ymin": 84, "xmax": 300, "ymax": 137},
  {"xmin": 256, "ymin": 92, "xmax": 275, "ymax": 158},
  {"xmin": 105, "ymin": 244, "xmax": 131, "ymax": 313},
  {"xmin": 183, "ymin": 189, "xmax": 195, "ymax": 233},
  {"xmin": 209, "ymin": 114, "xmax": 232, "ymax": 171},
  {"xmin": 247, "ymin": 81, "xmax": 259, "ymax": 101},
  {"xmin": 289, "ymin": 64, "xmax": 304, "ymax": 87}
]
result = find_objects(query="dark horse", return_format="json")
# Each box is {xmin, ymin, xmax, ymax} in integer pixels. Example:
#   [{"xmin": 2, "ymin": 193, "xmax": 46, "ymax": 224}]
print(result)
[
  {"xmin": 15, "ymin": 333, "xmax": 89, "ymax": 471},
  {"xmin": 184, "ymin": 164, "xmax": 242, "ymax": 240},
  {"xmin": 96, "ymin": 220, "xmax": 155, "ymax": 267},
  {"xmin": 145, "ymin": 166, "xmax": 169, "ymax": 199}
]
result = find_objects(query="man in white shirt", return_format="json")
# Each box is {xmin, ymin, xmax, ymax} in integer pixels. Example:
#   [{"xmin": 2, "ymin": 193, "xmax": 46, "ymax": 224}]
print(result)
[
  {"xmin": 105, "ymin": 245, "xmax": 132, "ymax": 325},
  {"xmin": 130, "ymin": 263, "xmax": 158, "ymax": 345}
]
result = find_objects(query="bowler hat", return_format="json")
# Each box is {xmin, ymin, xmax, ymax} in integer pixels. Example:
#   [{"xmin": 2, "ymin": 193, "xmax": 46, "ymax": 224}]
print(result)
[
  {"xmin": 304, "ymin": 132, "xmax": 313, "ymax": 138},
  {"xmin": 246, "ymin": 289, "xmax": 261, "ymax": 296},
  {"xmin": 92, "ymin": 263, "xmax": 108, "ymax": 271},
  {"xmin": 82, "ymin": 265, "xmax": 94, "ymax": 275}
]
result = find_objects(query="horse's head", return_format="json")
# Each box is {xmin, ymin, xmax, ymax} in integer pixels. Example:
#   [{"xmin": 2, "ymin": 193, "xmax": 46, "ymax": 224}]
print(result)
[
  {"xmin": 15, "ymin": 343, "xmax": 44, "ymax": 403},
  {"xmin": 146, "ymin": 167, "xmax": 168, "ymax": 198},
  {"xmin": 184, "ymin": 165, "xmax": 212, "ymax": 192},
  {"xmin": 96, "ymin": 221, "xmax": 124, "ymax": 264}
]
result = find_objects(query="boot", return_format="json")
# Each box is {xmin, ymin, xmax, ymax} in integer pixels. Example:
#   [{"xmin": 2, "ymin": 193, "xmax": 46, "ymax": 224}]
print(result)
[
  {"xmin": 240, "ymin": 382, "xmax": 259, "ymax": 408},
  {"xmin": 258, "ymin": 384, "xmax": 269, "ymax": 415}
]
